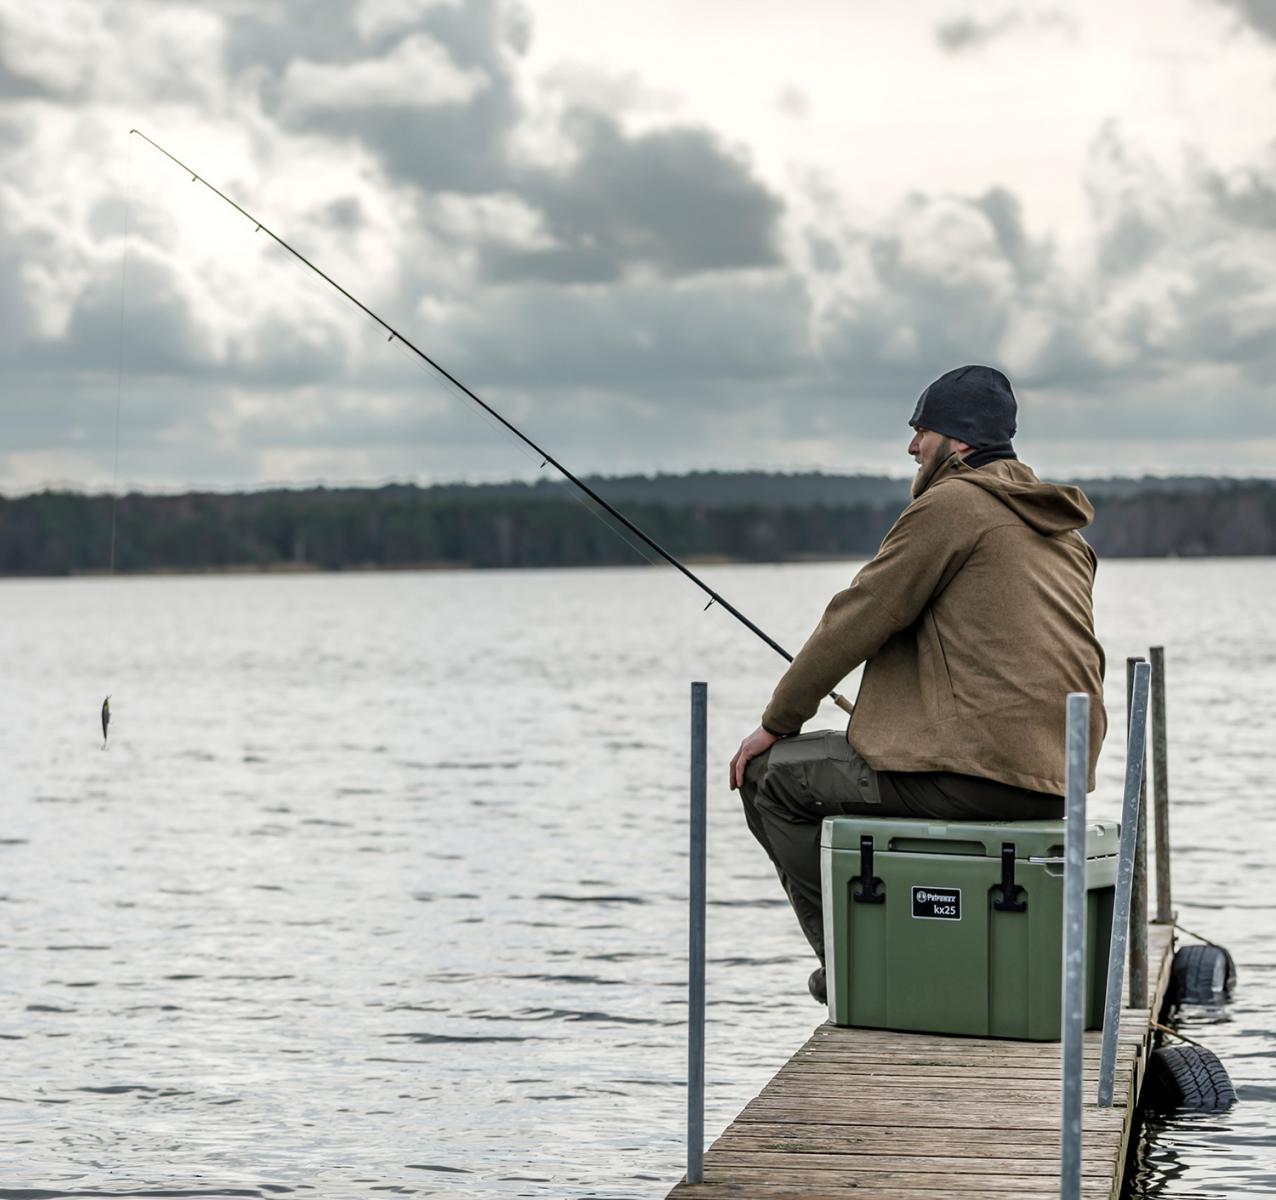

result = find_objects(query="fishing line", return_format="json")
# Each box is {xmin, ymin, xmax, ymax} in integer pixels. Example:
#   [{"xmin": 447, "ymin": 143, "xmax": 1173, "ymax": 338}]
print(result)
[
  {"xmin": 102, "ymin": 132, "xmax": 137, "ymax": 750},
  {"xmin": 129, "ymin": 129, "xmax": 855, "ymax": 713}
]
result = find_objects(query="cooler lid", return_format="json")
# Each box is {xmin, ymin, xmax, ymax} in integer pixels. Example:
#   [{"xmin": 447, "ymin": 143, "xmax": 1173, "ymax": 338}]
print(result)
[{"xmin": 820, "ymin": 815, "xmax": 1119, "ymax": 860}]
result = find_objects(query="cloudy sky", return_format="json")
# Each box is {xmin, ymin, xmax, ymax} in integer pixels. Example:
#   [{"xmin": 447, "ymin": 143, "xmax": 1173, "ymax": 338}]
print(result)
[{"xmin": 1, "ymin": 0, "xmax": 1274, "ymax": 493}]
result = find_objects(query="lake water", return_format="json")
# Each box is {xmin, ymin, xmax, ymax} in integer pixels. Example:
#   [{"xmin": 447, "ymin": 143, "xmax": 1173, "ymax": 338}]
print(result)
[{"xmin": 1, "ymin": 559, "xmax": 1272, "ymax": 1198}]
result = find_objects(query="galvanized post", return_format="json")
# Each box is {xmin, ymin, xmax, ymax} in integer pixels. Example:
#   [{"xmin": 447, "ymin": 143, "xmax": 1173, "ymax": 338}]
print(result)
[
  {"xmin": 1060, "ymin": 692, "xmax": 1089, "ymax": 1200},
  {"xmin": 1125, "ymin": 657, "xmax": 1149, "ymax": 1009},
  {"xmin": 1098, "ymin": 661, "xmax": 1150, "ymax": 1107},
  {"xmin": 687, "ymin": 682, "xmax": 707, "ymax": 1186},
  {"xmin": 1150, "ymin": 646, "xmax": 1172, "ymax": 923}
]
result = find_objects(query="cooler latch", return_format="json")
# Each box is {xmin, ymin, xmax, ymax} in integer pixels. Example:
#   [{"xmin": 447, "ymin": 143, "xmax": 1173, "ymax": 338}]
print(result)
[
  {"xmin": 852, "ymin": 835, "xmax": 885, "ymax": 904},
  {"xmin": 992, "ymin": 842, "xmax": 1027, "ymax": 913}
]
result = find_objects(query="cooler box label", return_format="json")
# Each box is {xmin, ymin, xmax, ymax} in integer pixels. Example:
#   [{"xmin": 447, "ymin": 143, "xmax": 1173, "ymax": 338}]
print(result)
[{"xmin": 912, "ymin": 886, "xmax": 961, "ymax": 920}]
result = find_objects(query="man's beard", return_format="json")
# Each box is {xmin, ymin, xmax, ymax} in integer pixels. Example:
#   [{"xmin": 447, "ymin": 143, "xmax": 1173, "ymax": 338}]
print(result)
[{"xmin": 911, "ymin": 437, "xmax": 957, "ymax": 498}]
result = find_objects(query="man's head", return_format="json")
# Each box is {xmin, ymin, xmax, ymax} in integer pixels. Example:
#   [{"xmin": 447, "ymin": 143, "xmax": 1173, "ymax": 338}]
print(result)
[
  {"xmin": 908, "ymin": 365, "xmax": 1018, "ymax": 493},
  {"xmin": 910, "ymin": 364, "xmax": 1017, "ymax": 447}
]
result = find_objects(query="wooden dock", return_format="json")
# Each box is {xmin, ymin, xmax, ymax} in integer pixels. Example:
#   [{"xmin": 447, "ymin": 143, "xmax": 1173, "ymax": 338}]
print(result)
[{"xmin": 667, "ymin": 923, "xmax": 1173, "ymax": 1200}]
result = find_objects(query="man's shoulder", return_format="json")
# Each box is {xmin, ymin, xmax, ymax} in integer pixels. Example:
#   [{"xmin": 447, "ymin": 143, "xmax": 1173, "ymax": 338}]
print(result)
[
  {"xmin": 902, "ymin": 472, "xmax": 998, "ymax": 520},
  {"xmin": 877, "ymin": 476, "xmax": 991, "ymax": 560}
]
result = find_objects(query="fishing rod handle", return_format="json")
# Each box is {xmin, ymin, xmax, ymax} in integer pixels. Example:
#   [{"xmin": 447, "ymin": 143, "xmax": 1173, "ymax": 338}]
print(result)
[{"xmin": 832, "ymin": 693, "xmax": 855, "ymax": 716}]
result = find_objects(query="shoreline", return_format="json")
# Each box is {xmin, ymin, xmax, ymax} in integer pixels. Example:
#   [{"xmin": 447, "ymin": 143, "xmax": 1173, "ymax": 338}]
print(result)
[{"xmin": 0, "ymin": 549, "xmax": 1272, "ymax": 581}]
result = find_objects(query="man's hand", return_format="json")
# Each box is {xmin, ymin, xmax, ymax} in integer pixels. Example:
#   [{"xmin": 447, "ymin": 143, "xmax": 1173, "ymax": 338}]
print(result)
[{"xmin": 729, "ymin": 725, "xmax": 781, "ymax": 791}]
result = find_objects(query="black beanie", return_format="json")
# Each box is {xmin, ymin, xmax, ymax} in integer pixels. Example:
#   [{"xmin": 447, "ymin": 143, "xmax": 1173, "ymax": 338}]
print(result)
[{"xmin": 909, "ymin": 365, "xmax": 1017, "ymax": 448}]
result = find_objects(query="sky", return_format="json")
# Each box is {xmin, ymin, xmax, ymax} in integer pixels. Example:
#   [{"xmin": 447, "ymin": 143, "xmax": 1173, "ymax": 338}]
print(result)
[{"xmin": 1, "ymin": 0, "xmax": 1275, "ymax": 493}]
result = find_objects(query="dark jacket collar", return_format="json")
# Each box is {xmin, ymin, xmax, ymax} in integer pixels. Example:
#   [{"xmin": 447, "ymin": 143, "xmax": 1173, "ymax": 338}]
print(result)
[{"xmin": 963, "ymin": 442, "xmax": 1018, "ymax": 469}]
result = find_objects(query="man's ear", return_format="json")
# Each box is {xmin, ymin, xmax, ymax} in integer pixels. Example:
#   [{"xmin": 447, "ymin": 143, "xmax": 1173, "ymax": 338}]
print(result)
[{"xmin": 954, "ymin": 440, "xmax": 975, "ymax": 457}]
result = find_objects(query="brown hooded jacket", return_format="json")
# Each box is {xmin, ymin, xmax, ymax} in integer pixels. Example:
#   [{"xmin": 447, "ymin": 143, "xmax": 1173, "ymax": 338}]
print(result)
[{"xmin": 760, "ymin": 455, "xmax": 1107, "ymax": 794}]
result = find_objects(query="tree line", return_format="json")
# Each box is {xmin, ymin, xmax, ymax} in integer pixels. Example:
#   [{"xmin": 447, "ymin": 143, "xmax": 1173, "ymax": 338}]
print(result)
[{"xmin": 1, "ymin": 475, "xmax": 1273, "ymax": 575}]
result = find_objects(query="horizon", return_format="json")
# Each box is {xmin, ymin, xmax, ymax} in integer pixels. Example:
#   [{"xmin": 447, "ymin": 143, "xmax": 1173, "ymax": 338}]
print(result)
[{"xmin": 5, "ymin": 463, "xmax": 1275, "ymax": 503}]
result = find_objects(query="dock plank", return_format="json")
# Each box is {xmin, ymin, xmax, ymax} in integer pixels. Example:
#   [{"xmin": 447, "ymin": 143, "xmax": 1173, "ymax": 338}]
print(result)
[
  {"xmin": 705, "ymin": 1151, "xmax": 1114, "ymax": 1176},
  {"xmin": 663, "ymin": 1184, "xmax": 1112, "ymax": 1194},
  {"xmin": 666, "ymin": 922, "xmax": 1174, "ymax": 1200},
  {"xmin": 712, "ymin": 1124, "xmax": 1124, "ymax": 1153}
]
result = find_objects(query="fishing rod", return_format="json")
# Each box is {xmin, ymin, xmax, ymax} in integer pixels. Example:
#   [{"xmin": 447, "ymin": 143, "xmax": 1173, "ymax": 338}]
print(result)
[{"xmin": 129, "ymin": 129, "xmax": 855, "ymax": 716}]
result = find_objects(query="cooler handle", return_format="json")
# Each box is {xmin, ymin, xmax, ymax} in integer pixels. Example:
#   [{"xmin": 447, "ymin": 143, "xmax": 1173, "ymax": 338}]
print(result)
[
  {"xmin": 992, "ymin": 842, "xmax": 1027, "ymax": 913},
  {"xmin": 852, "ymin": 835, "xmax": 885, "ymax": 904}
]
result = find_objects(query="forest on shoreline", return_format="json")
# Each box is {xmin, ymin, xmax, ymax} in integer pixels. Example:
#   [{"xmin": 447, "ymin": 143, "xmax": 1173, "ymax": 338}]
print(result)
[{"xmin": 2, "ymin": 472, "xmax": 1273, "ymax": 576}]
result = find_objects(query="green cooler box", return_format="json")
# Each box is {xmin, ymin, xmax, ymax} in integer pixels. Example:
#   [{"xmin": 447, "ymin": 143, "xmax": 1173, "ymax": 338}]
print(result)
[{"xmin": 820, "ymin": 817, "xmax": 1118, "ymax": 1040}]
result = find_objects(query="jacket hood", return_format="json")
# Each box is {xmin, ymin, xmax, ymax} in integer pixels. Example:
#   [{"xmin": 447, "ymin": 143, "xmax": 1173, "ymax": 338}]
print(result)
[{"xmin": 928, "ymin": 456, "xmax": 1095, "ymax": 535}]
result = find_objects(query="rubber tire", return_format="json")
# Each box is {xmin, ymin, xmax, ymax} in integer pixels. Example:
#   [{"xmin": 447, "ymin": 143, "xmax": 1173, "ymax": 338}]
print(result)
[
  {"xmin": 1143, "ymin": 1045, "xmax": 1237, "ymax": 1112},
  {"xmin": 1168, "ymin": 943, "xmax": 1237, "ymax": 1005}
]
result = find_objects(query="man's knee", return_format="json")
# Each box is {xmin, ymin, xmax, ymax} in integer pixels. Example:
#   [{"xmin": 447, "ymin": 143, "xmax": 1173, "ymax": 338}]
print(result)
[
  {"xmin": 741, "ymin": 748, "xmax": 771, "ymax": 800},
  {"xmin": 739, "ymin": 748, "xmax": 773, "ymax": 845}
]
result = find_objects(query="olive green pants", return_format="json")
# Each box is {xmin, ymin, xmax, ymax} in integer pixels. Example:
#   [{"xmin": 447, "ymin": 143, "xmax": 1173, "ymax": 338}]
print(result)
[{"xmin": 739, "ymin": 730, "xmax": 1064, "ymax": 962}]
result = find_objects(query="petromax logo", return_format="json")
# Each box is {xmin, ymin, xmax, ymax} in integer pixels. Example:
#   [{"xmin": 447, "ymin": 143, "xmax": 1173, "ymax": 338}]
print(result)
[
  {"xmin": 914, "ymin": 889, "xmax": 957, "ymax": 905},
  {"xmin": 912, "ymin": 886, "xmax": 961, "ymax": 920}
]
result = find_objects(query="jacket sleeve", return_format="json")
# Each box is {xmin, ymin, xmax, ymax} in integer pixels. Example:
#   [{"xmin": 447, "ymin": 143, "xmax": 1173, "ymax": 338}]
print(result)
[{"xmin": 760, "ymin": 486, "xmax": 978, "ymax": 735}]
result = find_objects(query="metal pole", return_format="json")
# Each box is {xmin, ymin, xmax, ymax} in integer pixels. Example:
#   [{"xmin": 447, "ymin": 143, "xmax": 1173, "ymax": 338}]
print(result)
[
  {"xmin": 1098, "ymin": 661, "xmax": 1150, "ymax": 1107},
  {"xmin": 687, "ymin": 682, "xmax": 707, "ymax": 1185},
  {"xmin": 1125, "ymin": 658, "xmax": 1149, "ymax": 1009},
  {"xmin": 1060, "ymin": 692, "xmax": 1090, "ymax": 1200},
  {"xmin": 1150, "ymin": 647, "xmax": 1172, "ymax": 923}
]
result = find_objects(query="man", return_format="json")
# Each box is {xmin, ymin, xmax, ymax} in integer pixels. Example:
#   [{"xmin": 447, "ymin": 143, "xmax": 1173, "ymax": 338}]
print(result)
[{"xmin": 729, "ymin": 364, "xmax": 1107, "ymax": 1003}]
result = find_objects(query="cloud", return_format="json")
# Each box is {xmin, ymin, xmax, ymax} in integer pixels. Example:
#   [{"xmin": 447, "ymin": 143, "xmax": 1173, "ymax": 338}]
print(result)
[
  {"xmin": 258, "ymin": 0, "xmax": 525, "ymax": 192},
  {"xmin": 971, "ymin": 187, "xmax": 1042, "ymax": 283},
  {"xmin": 0, "ymin": 0, "xmax": 227, "ymax": 106},
  {"xmin": 280, "ymin": 32, "xmax": 489, "ymax": 114},
  {"xmin": 0, "ymin": 1, "xmax": 110, "ymax": 98},
  {"xmin": 1084, "ymin": 124, "xmax": 1172, "ymax": 277},
  {"xmin": 1066, "ymin": 124, "xmax": 1276, "ymax": 387},
  {"xmin": 935, "ymin": 6, "xmax": 1077, "ymax": 53},
  {"xmin": 795, "ymin": 115, "xmax": 1276, "ymax": 419},
  {"xmin": 801, "ymin": 189, "xmax": 1034, "ymax": 399},
  {"xmin": 1203, "ymin": 157, "xmax": 1276, "ymax": 229},
  {"xmin": 63, "ymin": 253, "xmax": 217, "ymax": 375},
  {"xmin": 427, "ymin": 272, "xmax": 810, "ymax": 390},
  {"xmin": 262, "ymin": 2, "xmax": 782, "ymax": 281},
  {"xmin": 936, "ymin": 12, "xmax": 1022, "ymax": 52},
  {"xmin": 777, "ymin": 87, "xmax": 810, "ymax": 120},
  {"xmin": 0, "ymin": 247, "xmax": 40, "ymax": 356},
  {"xmin": 485, "ymin": 110, "xmax": 782, "ymax": 283},
  {"xmin": 1212, "ymin": 0, "xmax": 1276, "ymax": 40},
  {"xmin": 354, "ymin": 0, "xmax": 463, "ymax": 43}
]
